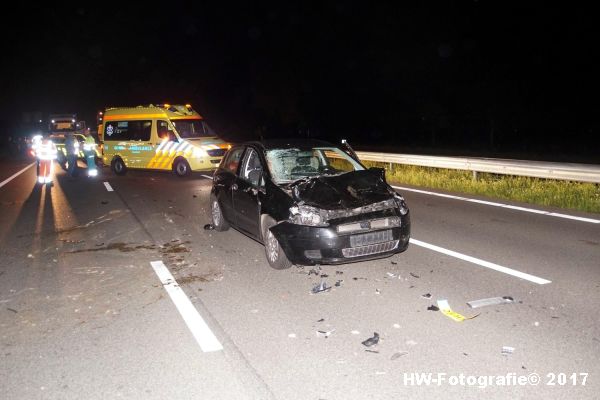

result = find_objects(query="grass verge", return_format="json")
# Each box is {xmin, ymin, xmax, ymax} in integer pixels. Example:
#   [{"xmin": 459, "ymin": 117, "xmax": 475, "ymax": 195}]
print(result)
[{"xmin": 362, "ymin": 161, "xmax": 600, "ymax": 214}]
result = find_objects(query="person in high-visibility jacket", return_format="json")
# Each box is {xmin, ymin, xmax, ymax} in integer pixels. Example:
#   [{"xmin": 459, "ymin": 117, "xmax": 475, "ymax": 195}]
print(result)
[
  {"xmin": 82, "ymin": 131, "xmax": 98, "ymax": 177},
  {"xmin": 31, "ymin": 134, "xmax": 42, "ymax": 178},
  {"xmin": 65, "ymin": 132, "xmax": 79, "ymax": 178},
  {"xmin": 36, "ymin": 134, "xmax": 58, "ymax": 185}
]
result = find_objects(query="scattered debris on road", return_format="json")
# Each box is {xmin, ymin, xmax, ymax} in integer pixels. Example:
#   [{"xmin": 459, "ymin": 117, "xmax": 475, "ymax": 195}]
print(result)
[
  {"xmin": 467, "ymin": 296, "xmax": 514, "ymax": 309},
  {"xmin": 437, "ymin": 299, "xmax": 480, "ymax": 322},
  {"xmin": 410, "ymin": 272, "xmax": 420, "ymax": 278},
  {"xmin": 6, "ymin": 308, "xmax": 18, "ymax": 313},
  {"xmin": 362, "ymin": 332, "xmax": 380, "ymax": 347},
  {"xmin": 391, "ymin": 351, "xmax": 408, "ymax": 360},
  {"xmin": 335, "ymin": 280, "xmax": 343, "ymax": 287},
  {"xmin": 203, "ymin": 224, "xmax": 214, "ymax": 230},
  {"xmin": 27, "ymin": 254, "xmax": 34, "ymax": 259},
  {"xmin": 100, "ymin": 200, "xmax": 108, "ymax": 205},
  {"xmin": 421, "ymin": 293, "xmax": 432, "ymax": 299},
  {"xmin": 427, "ymin": 305, "xmax": 440, "ymax": 311},
  {"xmin": 311, "ymin": 281, "xmax": 331, "ymax": 294},
  {"xmin": 317, "ymin": 329, "xmax": 335, "ymax": 338},
  {"xmin": 502, "ymin": 346, "xmax": 515, "ymax": 355}
]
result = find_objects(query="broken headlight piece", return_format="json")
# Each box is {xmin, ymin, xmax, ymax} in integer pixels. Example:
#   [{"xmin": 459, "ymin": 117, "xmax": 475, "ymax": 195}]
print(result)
[
  {"xmin": 393, "ymin": 194, "xmax": 409, "ymax": 215},
  {"xmin": 289, "ymin": 205, "xmax": 330, "ymax": 227}
]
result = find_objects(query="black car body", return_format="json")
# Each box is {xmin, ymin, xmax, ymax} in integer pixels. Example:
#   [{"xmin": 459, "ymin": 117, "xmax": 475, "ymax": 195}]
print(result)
[{"xmin": 210, "ymin": 139, "xmax": 410, "ymax": 269}]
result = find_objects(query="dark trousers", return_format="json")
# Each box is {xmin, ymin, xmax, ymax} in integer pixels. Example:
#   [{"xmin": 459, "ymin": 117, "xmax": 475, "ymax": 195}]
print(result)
[{"xmin": 67, "ymin": 154, "xmax": 78, "ymax": 177}]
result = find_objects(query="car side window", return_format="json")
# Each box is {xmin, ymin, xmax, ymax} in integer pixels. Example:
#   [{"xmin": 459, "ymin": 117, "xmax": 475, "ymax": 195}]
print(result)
[
  {"xmin": 222, "ymin": 146, "xmax": 245, "ymax": 174},
  {"xmin": 240, "ymin": 148, "xmax": 263, "ymax": 187}
]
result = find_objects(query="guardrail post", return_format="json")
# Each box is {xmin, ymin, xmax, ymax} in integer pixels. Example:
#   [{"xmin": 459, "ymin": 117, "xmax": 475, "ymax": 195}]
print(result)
[{"xmin": 472, "ymin": 170, "xmax": 478, "ymax": 181}]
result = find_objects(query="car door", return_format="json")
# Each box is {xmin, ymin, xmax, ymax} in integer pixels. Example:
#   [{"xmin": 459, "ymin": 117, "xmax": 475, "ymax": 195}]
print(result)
[
  {"xmin": 214, "ymin": 146, "xmax": 245, "ymax": 225},
  {"xmin": 232, "ymin": 147, "xmax": 263, "ymax": 238}
]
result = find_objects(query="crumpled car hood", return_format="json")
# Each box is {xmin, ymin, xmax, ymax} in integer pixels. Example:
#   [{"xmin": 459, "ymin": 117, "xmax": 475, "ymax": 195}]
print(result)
[{"xmin": 290, "ymin": 169, "xmax": 393, "ymax": 209}]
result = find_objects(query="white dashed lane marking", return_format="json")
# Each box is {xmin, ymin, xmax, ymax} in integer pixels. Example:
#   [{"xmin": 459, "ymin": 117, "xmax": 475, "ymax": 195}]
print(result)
[
  {"xmin": 393, "ymin": 185, "xmax": 600, "ymax": 224},
  {"xmin": 410, "ymin": 238, "xmax": 552, "ymax": 285},
  {"xmin": 103, "ymin": 181, "xmax": 114, "ymax": 192},
  {"xmin": 0, "ymin": 163, "xmax": 35, "ymax": 189},
  {"xmin": 150, "ymin": 261, "xmax": 223, "ymax": 352}
]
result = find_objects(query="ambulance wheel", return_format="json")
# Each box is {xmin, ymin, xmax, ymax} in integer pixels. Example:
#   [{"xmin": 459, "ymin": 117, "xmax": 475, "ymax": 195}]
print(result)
[
  {"xmin": 111, "ymin": 157, "xmax": 127, "ymax": 176},
  {"xmin": 173, "ymin": 158, "xmax": 191, "ymax": 177}
]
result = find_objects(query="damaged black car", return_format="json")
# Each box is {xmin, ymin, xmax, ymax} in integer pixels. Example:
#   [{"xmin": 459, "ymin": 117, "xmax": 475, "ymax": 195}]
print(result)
[{"xmin": 209, "ymin": 139, "xmax": 410, "ymax": 269}]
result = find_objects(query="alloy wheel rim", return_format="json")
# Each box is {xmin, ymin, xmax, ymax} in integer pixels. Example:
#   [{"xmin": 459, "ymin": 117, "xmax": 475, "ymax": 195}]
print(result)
[
  {"xmin": 212, "ymin": 201, "xmax": 221, "ymax": 226},
  {"xmin": 177, "ymin": 163, "xmax": 187, "ymax": 175},
  {"xmin": 266, "ymin": 230, "xmax": 278, "ymax": 262}
]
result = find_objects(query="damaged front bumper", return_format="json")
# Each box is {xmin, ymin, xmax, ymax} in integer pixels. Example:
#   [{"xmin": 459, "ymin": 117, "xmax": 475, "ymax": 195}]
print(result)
[{"xmin": 270, "ymin": 210, "xmax": 410, "ymax": 266}]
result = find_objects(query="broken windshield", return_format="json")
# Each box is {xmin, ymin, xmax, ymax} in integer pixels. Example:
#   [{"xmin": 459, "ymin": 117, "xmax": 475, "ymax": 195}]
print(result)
[{"xmin": 266, "ymin": 147, "xmax": 364, "ymax": 184}]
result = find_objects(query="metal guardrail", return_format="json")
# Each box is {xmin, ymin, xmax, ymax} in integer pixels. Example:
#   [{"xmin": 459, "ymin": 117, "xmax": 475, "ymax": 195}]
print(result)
[{"xmin": 355, "ymin": 151, "xmax": 600, "ymax": 184}]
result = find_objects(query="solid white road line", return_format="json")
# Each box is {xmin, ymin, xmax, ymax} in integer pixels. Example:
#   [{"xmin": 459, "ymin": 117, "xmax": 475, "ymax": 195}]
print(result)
[
  {"xmin": 200, "ymin": 174, "xmax": 214, "ymax": 180},
  {"xmin": 103, "ymin": 181, "xmax": 114, "ymax": 192},
  {"xmin": 0, "ymin": 163, "xmax": 35, "ymax": 189},
  {"xmin": 150, "ymin": 261, "xmax": 223, "ymax": 352},
  {"xmin": 393, "ymin": 185, "xmax": 600, "ymax": 224},
  {"xmin": 410, "ymin": 238, "xmax": 552, "ymax": 285}
]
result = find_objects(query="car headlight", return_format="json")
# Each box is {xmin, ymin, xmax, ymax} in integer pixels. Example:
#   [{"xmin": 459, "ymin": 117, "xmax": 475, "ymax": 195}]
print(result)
[
  {"xmin": 393, "ymin": 194, "xmax": 409, "ymax": 215},
  {"xmin": 289, "ymin": 205, "xmax": 329, "ymax": 227}
]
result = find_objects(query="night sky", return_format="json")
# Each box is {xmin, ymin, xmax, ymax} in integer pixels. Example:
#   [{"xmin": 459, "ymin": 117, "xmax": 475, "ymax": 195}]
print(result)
[{"xmin": 1, "ymin": 2, "xmax": 598, "ymax": 161}]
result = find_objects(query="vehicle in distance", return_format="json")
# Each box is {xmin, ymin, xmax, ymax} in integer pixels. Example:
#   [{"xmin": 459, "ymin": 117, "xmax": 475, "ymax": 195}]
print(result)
[
  {"xmin": 100, "ymin": 104, "xmax": 230, "ymax": 176},
  {"xmin": 49, "ymin": 133, "xmax": 101, "ymax": 169},
  {"xmin": 210, "ymin": 139, "xmax": 410, "ymax": 269}
]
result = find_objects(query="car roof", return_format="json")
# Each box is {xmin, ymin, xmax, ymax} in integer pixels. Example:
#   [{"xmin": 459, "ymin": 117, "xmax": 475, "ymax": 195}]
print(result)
[{"xmin": 240, "ymin": 138, "xmax": 337, "ymax": 151}]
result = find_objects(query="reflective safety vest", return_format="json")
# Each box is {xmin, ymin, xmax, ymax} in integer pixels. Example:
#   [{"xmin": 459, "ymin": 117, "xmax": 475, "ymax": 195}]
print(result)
[
  {"xmin": 83, "ymin": 135, "xmax": 97, "ymax": 152},
  {"xmin": 36, "ymin": 139, "xmax": 58, "ymax": 160}
]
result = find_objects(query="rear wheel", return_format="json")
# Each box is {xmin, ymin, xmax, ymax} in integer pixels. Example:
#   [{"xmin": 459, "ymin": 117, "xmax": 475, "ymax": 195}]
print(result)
[
  {"xmin": 173, "ymin": 158, "xmax": 191, "ymax": 177},
  {"xmin": 111, "ymin": 157, "xmax": 127, "ymax": 175},
  {"xmin": 262, "ymin": 217, "xmax": 292, "ymax": 270},
  {"xmin": 210, "ymin": 195, "xmax": 230, "ymax": 231}
]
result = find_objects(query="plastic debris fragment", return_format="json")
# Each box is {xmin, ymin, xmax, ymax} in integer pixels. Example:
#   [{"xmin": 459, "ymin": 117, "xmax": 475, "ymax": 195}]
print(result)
[
  {"xmin": 311, "ymin": 281, "xmax": 331, "ymax": 294},
  {"xmin": 362, "ymin": 332, "xmax": 380, "ymax": 347},
  {"xmin": 421, "ymin": 293, "xmax": 432, "ymax": 299},
  {"xmin": 365, "ymin": 349, "xmax": 379, "ymax": 354},
  {"xmin": 203, "ymin": 224, "xmax": 214, "ymax": 230},
  {"xmin": 391, "ymin": 351, "xmax": 408, "ymax": 360},
  {"xmin": 335, "ymin": 280, "xmax": 343, "ymax": 287},
  {"xmin": 427, "ymin": 305, "xmax": 439, "ymax": 311},
  {"xmin": 317, "ymin": 318, "xmax": 325, "ymax": 322},
  {"xmin": 335, "ymin": 271, "xmax": 344, "ymax": 275},
  {"xmin": 437, "ymin": 299, "xmax": 479, "ymax": 322},
  {"xmin": 410, "ymin": 272, "xmax": 420, "ymax": 278},
  {"xmin": 467, "ymin": 296, "xmax": 514, "ymax": 309},
  {"xmin": 502, "ymin": 346, "xmax": 515, "ymax": 355},
  {"xmin": 317, "ymin": 329, "xmax": 335, "ymax": 338}
]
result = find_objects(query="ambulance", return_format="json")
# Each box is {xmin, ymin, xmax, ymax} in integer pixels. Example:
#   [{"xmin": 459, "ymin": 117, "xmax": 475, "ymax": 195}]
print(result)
[{"xmin": 100, "ymin": 104, "xmax": 230, "ymax": 176}]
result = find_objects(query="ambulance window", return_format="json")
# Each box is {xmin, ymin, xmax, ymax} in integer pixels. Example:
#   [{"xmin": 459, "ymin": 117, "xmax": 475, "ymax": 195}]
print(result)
[
  {"xmin": 104, "ymin": 120, "xmax": 151, "ymax": 141},
  {"xmin": 158, "ymin": 120, "xmax": 177, "ymax": 141}
]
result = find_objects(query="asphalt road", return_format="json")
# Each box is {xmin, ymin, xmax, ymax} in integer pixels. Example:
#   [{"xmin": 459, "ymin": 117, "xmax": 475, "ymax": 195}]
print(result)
[{"xmin": 1, "ymin": 158, "xmax": 599, "ymax": 400}]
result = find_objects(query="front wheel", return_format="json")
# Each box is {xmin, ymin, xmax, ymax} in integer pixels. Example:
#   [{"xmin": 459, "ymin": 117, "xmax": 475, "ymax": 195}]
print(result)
[
  {"xmin": 111, "ymin": 157, "xmax": 127, "ymax": 175},
  {"xmin": 262, "ymin": 217, "xmax": 292, "ymax": 270},
  {"xmin": 173, "ymin": 158, "xmax": 191, "ymax": 177},
  {"xmin": 210, "ymin": 195, "xmax": 230, "ymax": 231}
]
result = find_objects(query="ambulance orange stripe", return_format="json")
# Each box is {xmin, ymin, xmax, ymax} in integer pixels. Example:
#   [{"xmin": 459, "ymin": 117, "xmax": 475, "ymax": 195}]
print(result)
[{"xmin": 104, "ymin": 114, "xmax": 165, "ymax": 121}]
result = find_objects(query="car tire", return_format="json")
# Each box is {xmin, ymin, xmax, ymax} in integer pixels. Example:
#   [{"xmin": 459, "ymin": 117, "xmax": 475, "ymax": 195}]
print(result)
[
  {"xmin": 173, "ymin": 158, "xmax": 191, "ymax": 177},
  {"xmin": 210, "ymin": 194, "xmax": 230, "ymax": 231},
  {"xmin": 111, "ymin": 157, "xmax": 127, "ymax": 176},
  {"xmin": 262, "ymin": 216, "xmax": 292, "ymax": 270}
]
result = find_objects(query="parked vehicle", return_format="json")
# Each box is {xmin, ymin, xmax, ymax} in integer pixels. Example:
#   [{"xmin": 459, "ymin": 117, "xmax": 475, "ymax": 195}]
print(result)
[
  {"xmin": 210, "ymin": 139, "xmax": 410, "ymax": 269},
  {"xmin": 100, "ymin": 104, "xmax": 230, "ymax": 176}
]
